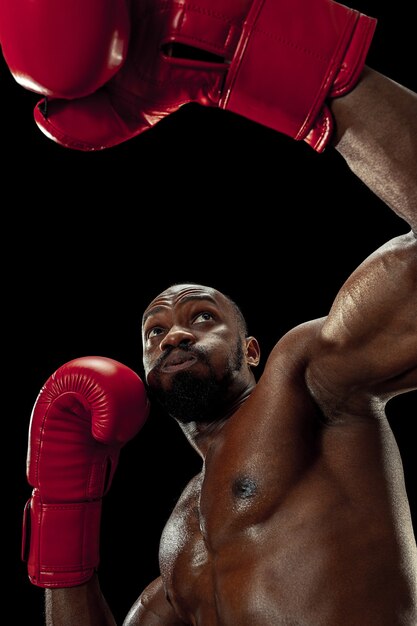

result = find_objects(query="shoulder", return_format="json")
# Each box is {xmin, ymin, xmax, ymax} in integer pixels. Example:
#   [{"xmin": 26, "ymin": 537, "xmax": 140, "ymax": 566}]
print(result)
[
  {"xmin": 123, "ymin": 577, "xmax": 185, "ymax": 625},
  {"xmin": 262, "ymin": 318, "xmax": 326, "ymax": 378},
  {"xmin": 249, "ymin": 319, "xmax": 326, "ymax": 421}
]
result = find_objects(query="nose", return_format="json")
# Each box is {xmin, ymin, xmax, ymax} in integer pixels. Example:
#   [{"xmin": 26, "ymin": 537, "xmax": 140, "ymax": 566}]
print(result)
[{"xmin": 159, "ymin": 326, "xmax": 195, "ymax": 352}]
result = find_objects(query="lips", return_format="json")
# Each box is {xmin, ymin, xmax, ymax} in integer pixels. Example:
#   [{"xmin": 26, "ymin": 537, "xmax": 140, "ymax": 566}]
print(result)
[{"xmin": 160, "ymin": 352, "xmax": 198, "ymax": 373}]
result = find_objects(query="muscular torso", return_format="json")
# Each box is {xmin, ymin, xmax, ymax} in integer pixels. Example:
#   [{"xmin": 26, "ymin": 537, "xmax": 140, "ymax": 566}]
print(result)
[{"xmin": 158, "ymin": 321, "xmax": 417, "ymax": 626}]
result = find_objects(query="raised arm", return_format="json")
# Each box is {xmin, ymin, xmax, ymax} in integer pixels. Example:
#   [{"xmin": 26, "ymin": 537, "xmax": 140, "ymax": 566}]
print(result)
[{"xmin": 305, "ymin": 70, "xmax": 417, "ymax": 409}]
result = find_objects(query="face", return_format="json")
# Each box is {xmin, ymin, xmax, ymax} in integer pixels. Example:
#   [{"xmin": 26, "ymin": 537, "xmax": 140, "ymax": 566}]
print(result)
[{"xmin": 142, "ymin": 283, "xmax": 253, "ymax": 423}]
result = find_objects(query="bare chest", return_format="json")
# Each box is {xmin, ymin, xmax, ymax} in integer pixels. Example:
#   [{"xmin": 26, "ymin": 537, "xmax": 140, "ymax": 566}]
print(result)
[{"xmin": 158, "ymin": 462, "xmax": 416, "ymax": 626}]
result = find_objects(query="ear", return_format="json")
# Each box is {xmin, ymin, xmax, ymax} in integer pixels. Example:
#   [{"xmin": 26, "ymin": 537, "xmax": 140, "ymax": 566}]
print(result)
[{"xmin": 245, "ymin": 336, "xmax": 261, "ymax": 367}]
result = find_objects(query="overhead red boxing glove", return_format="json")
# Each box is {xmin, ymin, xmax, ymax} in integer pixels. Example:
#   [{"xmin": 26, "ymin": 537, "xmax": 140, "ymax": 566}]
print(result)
[
  {"xmin": 1, "ymin": 0, "xmax": 377, "ymax": 153},
  {"xmin": 0, "ymin": 0, "xmax": 130, "ymax": 98},
  {"xmin": 21, "ymin": 356, "xmax": 150, "ymax": 588}
]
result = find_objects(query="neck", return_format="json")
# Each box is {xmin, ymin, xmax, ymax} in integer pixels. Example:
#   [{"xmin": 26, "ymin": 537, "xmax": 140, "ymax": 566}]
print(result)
[{"xmin": 176, "ymin": 382, "xmax": 255, "ymax": 458}]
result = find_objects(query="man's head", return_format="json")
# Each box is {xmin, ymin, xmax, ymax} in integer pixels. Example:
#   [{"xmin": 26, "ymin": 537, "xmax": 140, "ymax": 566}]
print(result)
[{"xmin": 142, "ymin": 283, "xmax": 260, "ymax": 424}]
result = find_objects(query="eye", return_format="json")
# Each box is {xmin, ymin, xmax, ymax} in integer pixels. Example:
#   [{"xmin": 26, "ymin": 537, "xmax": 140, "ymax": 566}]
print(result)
[
  {"xmin": 194, "ymin": 311, "xmax": 214, "ymax": 324},
  {"xmin": 147, "ymin": 326, "xmax": 164, "ymax": 339}
]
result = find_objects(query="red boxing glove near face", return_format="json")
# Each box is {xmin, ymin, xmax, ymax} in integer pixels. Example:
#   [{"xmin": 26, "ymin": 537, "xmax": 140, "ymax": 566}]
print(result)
[
  {"xmin": 5, "ymin": 0, "xmax": 376, "ymax": 152},
  {"xmin": 21, "ymin": 356, "xmax": 149, "ymax": 588}
]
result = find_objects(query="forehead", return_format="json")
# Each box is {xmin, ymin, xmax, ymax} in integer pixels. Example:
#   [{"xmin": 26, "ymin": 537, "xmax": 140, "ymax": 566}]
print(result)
[{"xmin": 142, "ymin": 284, "xmax": 228, "ymax": 325}]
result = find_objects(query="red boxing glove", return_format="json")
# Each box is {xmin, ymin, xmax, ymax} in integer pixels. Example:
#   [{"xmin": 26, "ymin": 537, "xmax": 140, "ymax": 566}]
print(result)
[
  {"xmin": 2, "ymin": 0, "xmax": 376, "ymax": 152},
  {"xmin": 21, "ymin": 356, "xmax": 150, "ymax": 588},
  {"xmin": 0, "ymin": 0, "xmax": 129, "ymax": 98}
]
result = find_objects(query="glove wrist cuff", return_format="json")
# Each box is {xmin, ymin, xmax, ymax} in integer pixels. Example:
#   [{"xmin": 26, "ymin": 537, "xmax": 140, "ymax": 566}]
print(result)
[
  {"xmin": 220, "ymin": 0, "xmax": 377, "ymax": 152},
  {"xmin": 22, "ymin": 491, "xmax": 102, "ymax": 588}
]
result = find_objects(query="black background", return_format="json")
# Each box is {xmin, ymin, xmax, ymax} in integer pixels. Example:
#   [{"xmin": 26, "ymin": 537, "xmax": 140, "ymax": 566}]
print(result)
[{"xmin": 4, "ymin": 1, "xmax": 416, "ymax": 624}]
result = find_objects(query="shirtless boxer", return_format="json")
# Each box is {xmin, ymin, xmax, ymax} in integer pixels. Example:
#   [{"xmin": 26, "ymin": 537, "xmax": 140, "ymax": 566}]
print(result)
[
  {"xmin": 20, "ymin": 63, "xmax": 416, "ymax": 625},
  {"xmin": 10, "ymin": 0, "xmax": 416, "ymax": 623}
]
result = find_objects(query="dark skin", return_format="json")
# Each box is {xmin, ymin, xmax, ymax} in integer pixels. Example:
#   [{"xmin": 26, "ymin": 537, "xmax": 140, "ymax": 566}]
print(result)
[{"xmin": 45, "ymin": 67, "xmax": 417, "ymax": 625}]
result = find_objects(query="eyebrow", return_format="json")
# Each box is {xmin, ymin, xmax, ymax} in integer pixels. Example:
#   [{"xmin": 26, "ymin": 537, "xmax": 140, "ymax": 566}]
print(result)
[{"xmin": 142, "ymin": 294, "xmax": 219, "ymax": 326}]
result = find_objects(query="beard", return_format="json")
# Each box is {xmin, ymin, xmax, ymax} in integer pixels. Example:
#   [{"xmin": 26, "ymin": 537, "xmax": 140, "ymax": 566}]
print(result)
[{"xmin": 148, "ymin": 341, "xmax": 244, "ymax": 424}]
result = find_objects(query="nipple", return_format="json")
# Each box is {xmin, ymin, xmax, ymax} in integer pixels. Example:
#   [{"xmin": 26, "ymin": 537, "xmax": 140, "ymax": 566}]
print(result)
[{"xmin": 232, "ymin": 476, "xmax": 258, "ymax": 499}]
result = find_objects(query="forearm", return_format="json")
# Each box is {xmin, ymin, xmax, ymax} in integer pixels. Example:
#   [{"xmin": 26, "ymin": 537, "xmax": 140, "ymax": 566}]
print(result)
[
  {"xmin": 331, "ymin": 66, "xmax": 417, "ymax": 232},
  {"xmin": 45, "ymin": 575, "xmax": 117, "ymax": 626}
]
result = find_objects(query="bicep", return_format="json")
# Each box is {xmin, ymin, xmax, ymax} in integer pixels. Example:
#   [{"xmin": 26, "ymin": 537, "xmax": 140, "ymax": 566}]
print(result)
[
  {"xmin": 311, "ymin": 231, "xmax": 417, "ymax": 398},
  {"xmin": 123, "ymin": 578, "xmax": 186, "ymax": 626}
]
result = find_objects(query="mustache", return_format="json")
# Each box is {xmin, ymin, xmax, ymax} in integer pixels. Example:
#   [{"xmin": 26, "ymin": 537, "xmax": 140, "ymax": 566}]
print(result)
[{"xmin": 152, "ymin": 343, "xmax": 210, "ymax": 371}]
